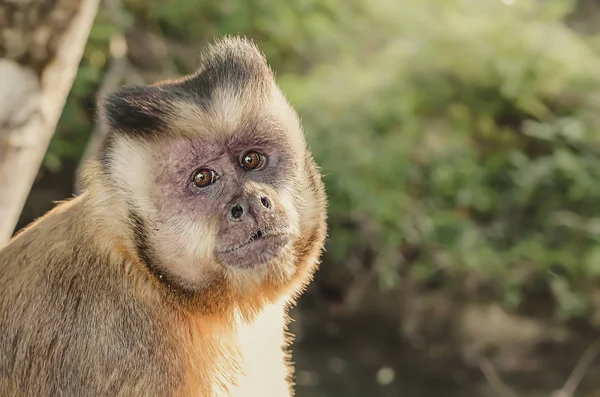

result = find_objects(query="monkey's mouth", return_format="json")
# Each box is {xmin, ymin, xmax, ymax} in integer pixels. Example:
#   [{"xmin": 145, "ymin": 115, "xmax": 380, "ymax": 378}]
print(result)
[{"xmin": 217, "ymin": 230, "xmax": 288, "ymax": 268}]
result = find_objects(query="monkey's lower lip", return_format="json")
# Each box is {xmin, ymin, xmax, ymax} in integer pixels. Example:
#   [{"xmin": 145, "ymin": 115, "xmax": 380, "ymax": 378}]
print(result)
[{"xmin": 217, "ymin": 234, "xmax": 288, "ymax": 268}]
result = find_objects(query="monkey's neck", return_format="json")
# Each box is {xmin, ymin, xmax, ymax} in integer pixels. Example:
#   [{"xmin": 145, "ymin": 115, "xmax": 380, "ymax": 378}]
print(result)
[
  {"xmin": 175, "ymin": 300, "xmax": 292, "ymax": 397},
  {"xmin": 228, "ymin": 302, "xmax": 292, "ymax": 397}
]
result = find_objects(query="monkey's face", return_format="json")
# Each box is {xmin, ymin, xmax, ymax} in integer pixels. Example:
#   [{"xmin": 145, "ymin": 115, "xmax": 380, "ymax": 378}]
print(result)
[
  {"xmin": 97, "ymin": 38, "xmax": 326, "ymax": 305},
  {"xmin": 147, "ymin": 123, "xmax": 303, "ymax": 283}
]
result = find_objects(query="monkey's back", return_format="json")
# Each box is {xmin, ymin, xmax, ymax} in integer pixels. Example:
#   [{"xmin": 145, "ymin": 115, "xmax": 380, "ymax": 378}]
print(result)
[{"xmin": 0, "ymin": 198, "xmax": 183, "ymax": 396}]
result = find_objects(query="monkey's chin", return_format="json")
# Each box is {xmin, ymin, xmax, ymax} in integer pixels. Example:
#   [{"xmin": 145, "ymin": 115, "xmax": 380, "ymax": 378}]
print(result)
[{"xmin": 217, "ymin": 234, "xmax": 289, "ymax": 269}]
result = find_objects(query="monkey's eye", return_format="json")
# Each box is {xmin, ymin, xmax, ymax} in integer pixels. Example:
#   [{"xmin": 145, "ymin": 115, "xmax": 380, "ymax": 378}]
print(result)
[
  {"xmin": 191, "ymin": 169, "xmax": 218, "ymax": 188},
  {"xmin": 240, "ymin": 151, "xmax": 265, "ymax": 171}
]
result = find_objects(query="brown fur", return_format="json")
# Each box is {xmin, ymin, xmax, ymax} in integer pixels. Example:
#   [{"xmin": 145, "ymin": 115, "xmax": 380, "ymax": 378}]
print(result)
[{"xmin": 0, "ymin": 36, "xmax": 327, "ymax": 396}]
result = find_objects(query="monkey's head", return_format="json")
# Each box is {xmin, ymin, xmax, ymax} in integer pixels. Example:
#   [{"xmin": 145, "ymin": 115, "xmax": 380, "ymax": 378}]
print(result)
[{"xmin": 88, "ymin": 36, "xmax": 327, "ymax": 315}]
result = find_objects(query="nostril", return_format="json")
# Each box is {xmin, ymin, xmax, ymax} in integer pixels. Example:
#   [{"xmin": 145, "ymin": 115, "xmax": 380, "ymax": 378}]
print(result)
[
  {"xmin": 230, "ymin": 204, "xmax": 244, "ymax": 220},
  {"xmin": 256, "ymin": 230, "xmax": 263, "ymax": 238},
  {"xmin": 260, "ymin": 196, "xmax": 271, "ymax": 209}
]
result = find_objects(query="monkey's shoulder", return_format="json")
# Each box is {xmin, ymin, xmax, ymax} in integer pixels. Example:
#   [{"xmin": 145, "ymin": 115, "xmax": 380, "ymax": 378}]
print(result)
[{"xmin": 0, "ymin": 199, "xmax": 184, "ymax": 396}]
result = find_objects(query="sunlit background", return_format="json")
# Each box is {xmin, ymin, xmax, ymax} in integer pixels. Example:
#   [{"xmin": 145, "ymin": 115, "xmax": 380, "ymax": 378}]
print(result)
[{"xmin": 15, "ymin": 0, "xmax": 600, "ymax": 396}]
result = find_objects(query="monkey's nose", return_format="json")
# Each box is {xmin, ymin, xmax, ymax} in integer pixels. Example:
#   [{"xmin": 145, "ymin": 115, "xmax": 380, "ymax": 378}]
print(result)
[
  {"xmin": 229, "ymin": 204, "xmax": 244, "ymax": 221},
  {"xmin": 228, "ymin": 195, "xmax": 271, "ymax": 223}
]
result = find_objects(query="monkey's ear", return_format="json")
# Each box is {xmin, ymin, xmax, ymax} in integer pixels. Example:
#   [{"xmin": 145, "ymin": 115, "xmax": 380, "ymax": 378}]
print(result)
[{"xmin": 99, "ymin": 86, "xmax": 175, "ymax": 137}]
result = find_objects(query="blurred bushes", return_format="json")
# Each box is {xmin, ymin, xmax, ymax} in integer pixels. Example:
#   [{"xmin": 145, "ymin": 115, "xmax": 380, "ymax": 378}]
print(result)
[{"xmin": 50, "ymin": 0, "xmax": 600, "ymax": 320}]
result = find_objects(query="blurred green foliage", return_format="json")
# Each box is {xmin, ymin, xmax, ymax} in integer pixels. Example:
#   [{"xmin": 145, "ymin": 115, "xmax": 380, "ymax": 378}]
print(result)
[{"xmin": 50, "ymin": 0, "xmax": 600, "ymax": 320}]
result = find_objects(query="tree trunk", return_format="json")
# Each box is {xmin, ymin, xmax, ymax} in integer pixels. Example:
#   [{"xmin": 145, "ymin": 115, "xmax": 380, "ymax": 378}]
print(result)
[{"xmin": 0, "ymin": 0, "xmax": 100, "ymax": 245}]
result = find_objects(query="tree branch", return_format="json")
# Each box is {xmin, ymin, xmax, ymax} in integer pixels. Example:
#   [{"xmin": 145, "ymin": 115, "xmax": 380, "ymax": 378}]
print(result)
[
  {"xmin": 479, "ymin": 358, "xmax": 520, "ymax": 397},
  {"xmin": 554, "ymin": 339, "xmax": 600, "ymax": 397},
  {"xmin": 0, "ymin": 0, "xmax": 100, "ymax": 245}
]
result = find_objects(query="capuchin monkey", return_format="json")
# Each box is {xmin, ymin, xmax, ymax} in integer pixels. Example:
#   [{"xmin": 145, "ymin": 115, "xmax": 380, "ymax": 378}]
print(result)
[{"xmin": 0, "ymin": 36, "xmax": 327, "ymax": 397}]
